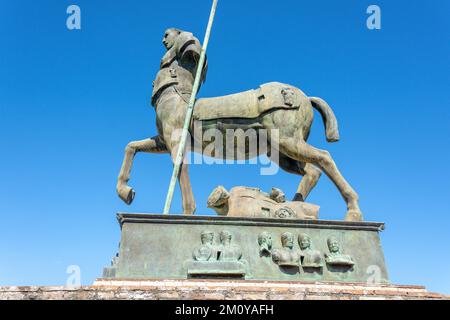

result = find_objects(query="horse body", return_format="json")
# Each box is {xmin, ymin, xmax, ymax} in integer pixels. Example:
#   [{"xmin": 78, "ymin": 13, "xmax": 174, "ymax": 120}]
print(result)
[
  {"xmin": 117, "ymin": 82, "xmax": 363, "ymax": 221},
  {"xmin": 189, "ymin": 82, "xmax": 313, "ymax": 160}
]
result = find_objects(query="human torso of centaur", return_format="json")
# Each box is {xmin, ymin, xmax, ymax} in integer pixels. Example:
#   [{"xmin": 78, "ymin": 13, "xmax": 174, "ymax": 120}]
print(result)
[
  {"xmin": 151, "ymin": 31, "xmax": 310, "ymax": 151},
  {"xmin": 151, "ymin": 32, "xmax": 207, "ymax": 109},
  {"xmin": 151, "ymin": 32, "xmax": 207, "ymax": 139}
]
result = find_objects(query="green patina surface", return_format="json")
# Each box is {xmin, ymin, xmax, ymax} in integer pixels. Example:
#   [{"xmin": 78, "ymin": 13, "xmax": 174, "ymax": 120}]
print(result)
[{"xmin": 103, "ymin": 214, "xmax": 389, "ymax": 284}]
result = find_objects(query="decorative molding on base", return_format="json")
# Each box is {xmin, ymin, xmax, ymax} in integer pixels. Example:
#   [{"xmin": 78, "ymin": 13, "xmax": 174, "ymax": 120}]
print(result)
[{"xmin": 117, "ymin": 213, "xmax": 385, "ymax": 231}]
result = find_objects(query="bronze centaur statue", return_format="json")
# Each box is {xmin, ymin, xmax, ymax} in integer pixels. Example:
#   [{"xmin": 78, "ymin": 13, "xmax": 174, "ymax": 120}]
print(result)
[{"xmin": 116, "ymin": 28, "xmax": 363, "ymax": 222}]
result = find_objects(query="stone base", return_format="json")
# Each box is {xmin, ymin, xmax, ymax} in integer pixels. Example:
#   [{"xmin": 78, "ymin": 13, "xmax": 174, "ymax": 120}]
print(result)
[
  {"xmin": 0, "ymin": 280, "xmax": 448, "ymax": 300},
  {"xmin": 106, "ymin": 213, "xmax": 390, "ymax": 283}
]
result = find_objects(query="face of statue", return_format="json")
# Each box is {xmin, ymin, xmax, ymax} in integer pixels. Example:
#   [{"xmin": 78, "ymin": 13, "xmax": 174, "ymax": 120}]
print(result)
[
  {"xmin": 282, "ymin": 234, "xmax": 294, "ymax": 249},
  {"xmin": 259, "ymin": 233, "xmax": 272, "ymax": 247},
  {"xmin": 299, "ymin": 236, "xmax": 310, "ymax": 250},
  {"xmin": 220, "ymin": 232, "xmax": 232, "ymax": 245},
  {"xmin": 201, "ymin": 233, "xmax": 213, "ymax": 245},
  {"xmin": 162, "ymin": 29, "xmax": 179, "ymax": 50},
  {"xmin": 278, "ymin": 209, "xmax": 289, "ymax": 218},
  {"xmin": 328, "ymin": 239, "xmax": 340, "ymax": 253}
]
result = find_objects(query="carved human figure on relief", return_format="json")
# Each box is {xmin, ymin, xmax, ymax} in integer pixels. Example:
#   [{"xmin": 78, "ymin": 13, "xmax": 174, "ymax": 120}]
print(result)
[
  {"xmin": 271, "ymin": 232, "xmax": 301, "ymax": 267},
  {"xmin": 217, "ymin": 231, "xmax": 242, "ymax": 262},
  {"xmin": 257, "ymin": 232, "xmax": 273, "ymax": 256},
  {"xmin": 298, "ymin": 233, "xmax": 323, "ymax": 268},
  {"xmin": 193, "ymin": 231, "xmax": 216, "ymax": 262},
  {"xmin": 270, "ymin": 188, "xmax": 286, "ymax": 203},
  {"xmin": 325, "ymin": 236, "xmax": 354, "ymax": 267}
]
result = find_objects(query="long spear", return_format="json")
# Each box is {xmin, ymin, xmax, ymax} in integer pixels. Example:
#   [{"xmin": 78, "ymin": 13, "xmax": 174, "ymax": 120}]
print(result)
[{"xmin": 163, "ymin": 0, "xmax": 219, "ymax": 214}]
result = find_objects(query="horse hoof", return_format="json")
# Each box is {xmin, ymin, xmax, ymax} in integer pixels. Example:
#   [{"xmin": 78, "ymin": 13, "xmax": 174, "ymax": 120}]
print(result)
[
  {"xmin": 118, "ymin": 185, "xmax": 135, "ymax": 205},
  {"xmin": 344, "ymin": 210, "xmax": 363, "ymax": 222},
  {"xmin": 292, "ymin": 193, "xmax": 305, "ymax": 202}
]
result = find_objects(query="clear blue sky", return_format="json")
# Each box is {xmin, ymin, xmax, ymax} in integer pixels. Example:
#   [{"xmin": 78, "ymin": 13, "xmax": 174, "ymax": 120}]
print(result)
[{"xmin": 0, "ymin": 0, "xmax": 449, "ymax": 294}]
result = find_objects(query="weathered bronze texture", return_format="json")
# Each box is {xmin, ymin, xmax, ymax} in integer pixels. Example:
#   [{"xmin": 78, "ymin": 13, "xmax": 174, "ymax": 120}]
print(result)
[
  {"xmin": 103, "ymin": 214, "xmax": 389, "ymax": 283},
  {"xmin": 116, "ymin": 28, "xmax": 363, "ymax": 222}
]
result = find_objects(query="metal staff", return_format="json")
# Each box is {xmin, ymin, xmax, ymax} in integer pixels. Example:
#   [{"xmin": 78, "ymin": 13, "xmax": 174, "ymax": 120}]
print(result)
[{"xmin": 163, "ymin": 0, "xmax": 219, "ymax": 214}]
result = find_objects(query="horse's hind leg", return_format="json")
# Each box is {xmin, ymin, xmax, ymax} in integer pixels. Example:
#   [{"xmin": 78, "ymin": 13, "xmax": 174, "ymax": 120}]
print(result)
[
  {"xmin": 275, "ymin": 154, "xmax": 322, "ymax": 201},
  {"xmin": 279, "ymin": 137, "xmax": 362, "ymax": 221},
  {"xmin": 293, "ymin": 164, "xmax": 322, "ymax": 201},
  {"xmin": 117, "ymin": 136, "xmax": 168, "ymax": 204}
]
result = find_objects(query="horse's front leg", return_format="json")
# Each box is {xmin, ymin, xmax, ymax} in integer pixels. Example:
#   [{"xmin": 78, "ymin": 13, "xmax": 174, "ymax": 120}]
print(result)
[
  {"xmin": 169, "ymin": 146, "xmax": 196, "ymax": 215},
  {"xmin": 117, "ymin": 136, "xmax": 168, "ymax": 204},
  {"xmin": 179, "ymin": 162, "xmax": 196, "ymax": 215}
]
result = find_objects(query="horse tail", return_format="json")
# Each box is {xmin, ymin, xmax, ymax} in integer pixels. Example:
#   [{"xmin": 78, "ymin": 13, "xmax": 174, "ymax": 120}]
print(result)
[{"xmin": 309, "ymin": 97, "xmax": 340, "ymax": 143}]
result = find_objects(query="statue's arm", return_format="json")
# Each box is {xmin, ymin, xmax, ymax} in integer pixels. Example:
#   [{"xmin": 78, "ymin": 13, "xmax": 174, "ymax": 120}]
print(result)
[
  {"xmin": 176, "ymin": 32, "xmax": 201, "ymax": 60},
  {"xmin": 175, "ymin": 32, "xmax": 207, "ymax": 83}
]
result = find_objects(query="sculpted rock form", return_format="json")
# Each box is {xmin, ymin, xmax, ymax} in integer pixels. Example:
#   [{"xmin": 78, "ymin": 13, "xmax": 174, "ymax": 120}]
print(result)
[
  {"xmin": 116, "ymin": 27, "xmax": 363, "ymax": 221},
  {"xmin": 207, "ymin": 186, "xmax": 319, "ymax": 220}
]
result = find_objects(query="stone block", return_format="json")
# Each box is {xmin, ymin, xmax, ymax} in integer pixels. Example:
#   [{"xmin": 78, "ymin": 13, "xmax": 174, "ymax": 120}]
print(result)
[
  {"xmin": 1, "ymin": 281, "xmax": 447, "ymax": 300},
  {"xmin": 109, "ymin": 213, "xmax": 389, "ymax": 284}
]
